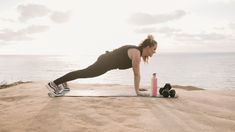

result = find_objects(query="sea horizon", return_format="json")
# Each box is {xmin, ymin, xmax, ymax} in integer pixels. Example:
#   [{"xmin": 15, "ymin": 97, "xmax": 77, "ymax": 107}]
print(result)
[{"xmin": 1, "ymin": 52, "xmax": 235, "ymax": 90}]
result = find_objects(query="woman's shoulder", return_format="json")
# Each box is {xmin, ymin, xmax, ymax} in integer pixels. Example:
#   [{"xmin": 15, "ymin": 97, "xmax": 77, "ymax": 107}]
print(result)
[
  {"xmin": 126, "ymin": 45, "xmax": 141, "ymax": 54},
  {"xmin": 121, "ymin": 44, "xmax": 138, "ymax": 49},
  {"xmin": 111, "ymin": 45, "xmax": 139, "ymax": 53}
]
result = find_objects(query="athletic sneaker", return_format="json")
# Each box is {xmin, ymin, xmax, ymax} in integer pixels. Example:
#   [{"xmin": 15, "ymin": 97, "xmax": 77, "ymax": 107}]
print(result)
[
  {"xmin": 58, "ymin": 82, "xmax": 70, "ymax": 92},
  {"xmin": 62, "ymin": 82, "xmax": 70, "ymax": 91},
  {"xmin": 46, "ymin": 81, "xmax": 62, "ymax": 94}
]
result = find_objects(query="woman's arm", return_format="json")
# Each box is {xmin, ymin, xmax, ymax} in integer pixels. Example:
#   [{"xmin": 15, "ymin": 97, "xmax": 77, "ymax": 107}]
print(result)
[
  {"xmin": 133, "ymin": 67, "xmax": 140, "ymax": 95},
  {"xmin": 128, "ymin": 49, "xmax": 141, "ymax": 95}
]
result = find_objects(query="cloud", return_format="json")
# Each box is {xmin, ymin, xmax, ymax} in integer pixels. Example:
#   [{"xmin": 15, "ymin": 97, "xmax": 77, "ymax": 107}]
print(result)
[
  {"xmin": 20, "ymin": 25, "xmax": 49, "ymax": 34},
  {"xmin": 17, "ymin": 3, "xmax": 70, "ymax": 23},
  {"xmin": 135, "ymin": 27, "xmax": 181, "ymax": 35},
  {"xmin": 174, "ymin": 32, "xmax": 227, "ymax": 42},
  {"xmin": 0, "ymin": 3, "xmax": 71, "ymax": 45},
  {"xmin": 0, "ymin": 17, "xmax": 16, "ymax": 23},
  {"xmin": 128, "ymin": 10, "xmax": 186, "ymax": 25},
  {"xmin": 17, "ymin": 4, "xmax": 51, "ymax": 22},
  {"xmin": 50, "ymin": 11, "xmax": 71, "ymax": 23},
  {"xmin": 134, "ymin": 26, "xmax": 232, "ymax": 45},
  {"xmin": 0, "ymin": 25, "xmax": 49, "ymax": 42},
  {"xmin": 134, "ymin": 27, "xmax": 158, "ymax": 33}
]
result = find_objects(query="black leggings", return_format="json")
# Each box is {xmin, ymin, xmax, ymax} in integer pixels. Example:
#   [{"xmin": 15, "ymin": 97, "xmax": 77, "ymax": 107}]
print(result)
[{"xmin": 53, "ymin": 54, "xmax": 116, "ymax": 85}]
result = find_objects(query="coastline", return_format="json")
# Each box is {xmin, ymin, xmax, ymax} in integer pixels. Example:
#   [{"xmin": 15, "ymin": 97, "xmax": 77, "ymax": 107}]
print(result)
[
  {"xmin": 0, "ymin": 81, "xmax": 32, "ymax": 89},
  {"xmin": 0, "ymin": 81, "xmax": 235, "ymax": 132},
  {"xmin": 0, "ymin": 81, "xmax": 205, "ymax": 90}
]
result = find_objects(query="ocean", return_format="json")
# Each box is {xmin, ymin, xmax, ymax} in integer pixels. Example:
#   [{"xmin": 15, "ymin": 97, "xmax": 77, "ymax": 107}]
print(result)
[{"xmin": 0, "ymin": 52, "xmax": 235, "ymax": 90}]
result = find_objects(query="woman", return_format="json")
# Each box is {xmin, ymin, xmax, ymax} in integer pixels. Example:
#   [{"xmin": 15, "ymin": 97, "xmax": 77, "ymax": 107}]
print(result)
[{"xmin": 46, "ymin": 35, "xmax": 157, "ymax": 96}]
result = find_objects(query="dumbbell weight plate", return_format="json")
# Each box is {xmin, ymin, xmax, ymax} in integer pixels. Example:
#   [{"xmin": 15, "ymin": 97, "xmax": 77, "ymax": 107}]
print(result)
[
  {"xmin": 169, "ymin": 89, "xmax": 176, "ymax": 97},
  {"xmin": 162, "ymin": 89, "xmax": 169, "ymax": 97}
]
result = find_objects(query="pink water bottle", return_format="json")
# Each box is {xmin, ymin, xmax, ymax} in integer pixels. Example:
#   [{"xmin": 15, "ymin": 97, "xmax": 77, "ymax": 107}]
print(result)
[{"xmin": 151, "ymin": 73, "xmax": 157, "ymax": 97}]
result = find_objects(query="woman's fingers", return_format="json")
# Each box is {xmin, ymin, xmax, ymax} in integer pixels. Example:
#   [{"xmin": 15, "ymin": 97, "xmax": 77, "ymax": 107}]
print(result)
[
  {"xmin": 137, "ymin": 92, "xmax": 150, "ymax": 97},
  {"xmin": 139, "ymin": 88, "xmax": 148, "ymax": 91}
]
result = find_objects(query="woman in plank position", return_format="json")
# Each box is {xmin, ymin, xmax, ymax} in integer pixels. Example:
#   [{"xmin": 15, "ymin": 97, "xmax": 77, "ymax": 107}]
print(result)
[{"xmin": 46, "ymin": 35, "xmax": 157, "ymax": 96}]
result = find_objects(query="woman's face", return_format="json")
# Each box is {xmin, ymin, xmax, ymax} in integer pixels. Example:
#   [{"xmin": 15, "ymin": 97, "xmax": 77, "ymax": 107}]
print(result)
[{"xmin": 146, "ymin": 44, "xmax": 157, "ymax": 57}]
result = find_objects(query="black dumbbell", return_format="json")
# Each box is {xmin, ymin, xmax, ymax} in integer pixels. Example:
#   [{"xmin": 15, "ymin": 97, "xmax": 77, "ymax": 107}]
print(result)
[
  {"xmin": 161, "ymin": 89, "xmax": 176, "ymax": 98},
  {"xmin": 159, "ymin": 83, "xmax": 172, "ymax": 97},
  {"xmin": 159, "ymin": 87, "xmax": 164, "ymax": 95},
  {"xmin": 169, "ymin": 89, "xmax": 176, "ymax": 97},
  {"xmin": 162, "ymin": 89, "xmax": 169, "ymax": 97},
  {"xmin": 159, "ymin": 83, "xmax": 176, "ymax": 98}
]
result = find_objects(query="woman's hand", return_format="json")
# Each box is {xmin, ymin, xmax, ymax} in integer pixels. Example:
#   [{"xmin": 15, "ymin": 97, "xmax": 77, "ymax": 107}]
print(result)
[
  {"xmin": 139, "ymin": 88, "xmax": 148, "ymax": 91},
  {"xmin": 137, "ymin": 92, "xmax": 150, "ymax": 97}
]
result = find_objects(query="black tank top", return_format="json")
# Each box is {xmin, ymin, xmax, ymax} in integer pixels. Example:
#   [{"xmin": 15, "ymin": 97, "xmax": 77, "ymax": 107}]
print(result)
[{"xmin": 104, "ymin": 45, "xmax": 142, "ymax": 69}]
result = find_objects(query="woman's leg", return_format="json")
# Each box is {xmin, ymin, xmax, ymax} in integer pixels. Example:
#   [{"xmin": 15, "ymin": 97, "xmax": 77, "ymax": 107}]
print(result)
[{"xmin": 53, "ymin": 55, "xmax": 114, "ymax": 85}]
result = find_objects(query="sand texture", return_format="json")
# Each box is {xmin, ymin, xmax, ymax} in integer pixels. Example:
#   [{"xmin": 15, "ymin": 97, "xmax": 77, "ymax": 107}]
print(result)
[{"xmin": 0, "ymin": 82, "xmax": 235, "ymax": 132}]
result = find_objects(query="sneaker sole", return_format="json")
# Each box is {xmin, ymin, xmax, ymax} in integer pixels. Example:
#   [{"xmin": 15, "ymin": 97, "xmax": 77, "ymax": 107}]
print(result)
[
  {"xmin": 63, "ymin": 88, "xmax": 70, "ymax": 91},
  {"xmin": 48, "ymin": 92, "xmax": 64, "ymax": 97},
  {"xmin": 48, "ymin": 92, "xmax": 56, "ymax": 97}
]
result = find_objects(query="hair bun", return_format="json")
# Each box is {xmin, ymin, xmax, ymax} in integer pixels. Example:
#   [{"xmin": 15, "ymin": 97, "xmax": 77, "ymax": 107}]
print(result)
[{"xmin": 147, "ymin": 34, "xmax": 154, "ymax": 40}]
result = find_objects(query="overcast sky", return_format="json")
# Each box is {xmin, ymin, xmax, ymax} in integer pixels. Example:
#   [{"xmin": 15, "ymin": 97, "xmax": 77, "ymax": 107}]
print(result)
[{"xmin": 0, "ymin": 0, "xmax": 235, "ymax": 55}]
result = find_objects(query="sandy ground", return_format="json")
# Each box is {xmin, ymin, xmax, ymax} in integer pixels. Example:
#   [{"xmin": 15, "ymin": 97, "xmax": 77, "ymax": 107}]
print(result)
[{"xmin": 0, "ymin": 81, "xmax": 235, "ymax": 132}]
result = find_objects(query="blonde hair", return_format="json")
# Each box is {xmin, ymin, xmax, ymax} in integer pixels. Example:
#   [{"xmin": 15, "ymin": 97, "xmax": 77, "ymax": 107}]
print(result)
[{"xmin": 138, "ymin": 34, "xmax": 157, "ymax": 63}]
